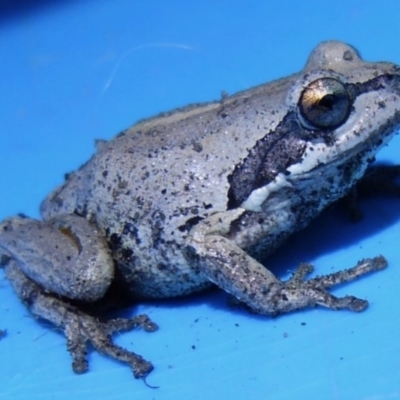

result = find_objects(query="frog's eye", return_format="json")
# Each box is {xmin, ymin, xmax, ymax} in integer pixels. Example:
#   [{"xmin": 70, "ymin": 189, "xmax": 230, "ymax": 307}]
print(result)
[{"xmin": 299, "ymin": 78, "xmax": 351, "ymax": 130}]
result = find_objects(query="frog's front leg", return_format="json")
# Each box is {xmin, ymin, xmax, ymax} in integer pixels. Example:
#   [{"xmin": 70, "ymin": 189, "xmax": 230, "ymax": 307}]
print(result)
[
  {"xmin": 0, "ymin": 215, "xmax": 157, "ymax": 378},
  {"xmin": 185, "ymin": 209, "xmax": 387, "ymax": 315}
]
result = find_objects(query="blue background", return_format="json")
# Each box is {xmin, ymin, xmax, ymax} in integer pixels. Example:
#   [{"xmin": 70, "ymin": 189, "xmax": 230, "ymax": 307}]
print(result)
[{"xmin": 1, "ymin": 1, "xmax": 400, "ymax": 399}]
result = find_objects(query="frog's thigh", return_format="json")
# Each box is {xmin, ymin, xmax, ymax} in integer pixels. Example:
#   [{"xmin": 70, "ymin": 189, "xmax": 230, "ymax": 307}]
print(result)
[{"xmin": 0, "ymin": 214, "xmax": 113, "ymax": 302}]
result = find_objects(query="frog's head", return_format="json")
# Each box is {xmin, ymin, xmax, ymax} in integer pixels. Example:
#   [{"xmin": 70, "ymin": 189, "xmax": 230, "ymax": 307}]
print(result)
[{"xmin": 239, "ymin": 41, "xmax": 400, "ymax": 213}]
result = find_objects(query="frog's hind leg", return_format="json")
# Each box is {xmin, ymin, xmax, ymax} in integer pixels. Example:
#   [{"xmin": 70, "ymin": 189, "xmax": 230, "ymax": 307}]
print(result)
[
  {"xmin": 2, "ymin": 258, "xmax": 157, "ymax": 378},
  {"xmin": 0, "ymin": 214, "xmax": 158, "ymax": 378}
]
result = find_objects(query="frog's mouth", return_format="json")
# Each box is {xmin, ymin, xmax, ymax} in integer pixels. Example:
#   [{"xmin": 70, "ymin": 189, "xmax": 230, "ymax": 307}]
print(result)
[{"xmin": 239, "ymin": 120, "xmax": 397, "ymax": 215}]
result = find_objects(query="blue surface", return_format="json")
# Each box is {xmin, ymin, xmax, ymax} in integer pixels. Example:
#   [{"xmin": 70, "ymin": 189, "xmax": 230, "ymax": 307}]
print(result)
[{"xmin": 1, "ymin": 2, "xmax": 400, "ymax": 399}]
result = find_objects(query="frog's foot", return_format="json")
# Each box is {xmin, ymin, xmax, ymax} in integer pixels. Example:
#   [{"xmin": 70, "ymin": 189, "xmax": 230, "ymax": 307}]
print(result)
[
  {"xmin": 276, "ymin": 255, "xmax": 388, "ymax": 314},
  {"xmin": 66, "ymin": 313, "xmax": 156, "ymax": 377},
  {"xmin": 3, "ymin": 259, "xmax": 157, "ymax": 379}
]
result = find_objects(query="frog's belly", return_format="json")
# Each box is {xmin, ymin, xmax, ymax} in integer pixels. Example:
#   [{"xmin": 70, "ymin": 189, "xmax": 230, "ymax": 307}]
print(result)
[{"xmin": 111, "ymin": 237, "xmax": 212, "ymax": 299}]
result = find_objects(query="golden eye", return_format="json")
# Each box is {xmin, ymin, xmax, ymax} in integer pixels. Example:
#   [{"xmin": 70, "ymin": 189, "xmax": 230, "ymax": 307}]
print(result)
[{"xmin": 299, "ymin": 78, "xmax": 351, "ymax": 129}]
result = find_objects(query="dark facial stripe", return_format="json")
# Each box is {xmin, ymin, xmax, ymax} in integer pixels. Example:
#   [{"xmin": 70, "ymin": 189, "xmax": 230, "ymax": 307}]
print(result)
[{"xmin": 227, "ymin": 112, "xmax": 307, "ymax": 209}]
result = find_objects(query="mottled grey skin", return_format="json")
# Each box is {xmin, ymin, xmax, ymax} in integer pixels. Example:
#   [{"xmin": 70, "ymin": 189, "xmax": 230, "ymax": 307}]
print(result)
[{"xmin": 1, "ymin": 41, "xmax": 400, "ymax": 378}]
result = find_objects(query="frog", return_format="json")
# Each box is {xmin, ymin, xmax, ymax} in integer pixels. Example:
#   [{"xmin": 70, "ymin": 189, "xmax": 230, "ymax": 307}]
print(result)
[{"xmin": 1, "ymin": 41, "xmax": 400, "ymax": 380}]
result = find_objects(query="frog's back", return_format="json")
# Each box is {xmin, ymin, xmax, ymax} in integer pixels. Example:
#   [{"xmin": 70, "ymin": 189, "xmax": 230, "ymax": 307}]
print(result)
[
  {"xmin": 41, "ymin": 78, "xmax": 293, "ymax": 241},
  {"xmin": 39, "ymin": 77, "xmax": 295, "ymax": 298}
]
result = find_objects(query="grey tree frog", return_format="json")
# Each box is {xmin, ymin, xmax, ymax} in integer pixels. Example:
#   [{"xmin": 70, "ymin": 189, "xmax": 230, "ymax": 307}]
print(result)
[{"xmin": 1, "ymin": 41, "xmax": 400, "ymax": 379}]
